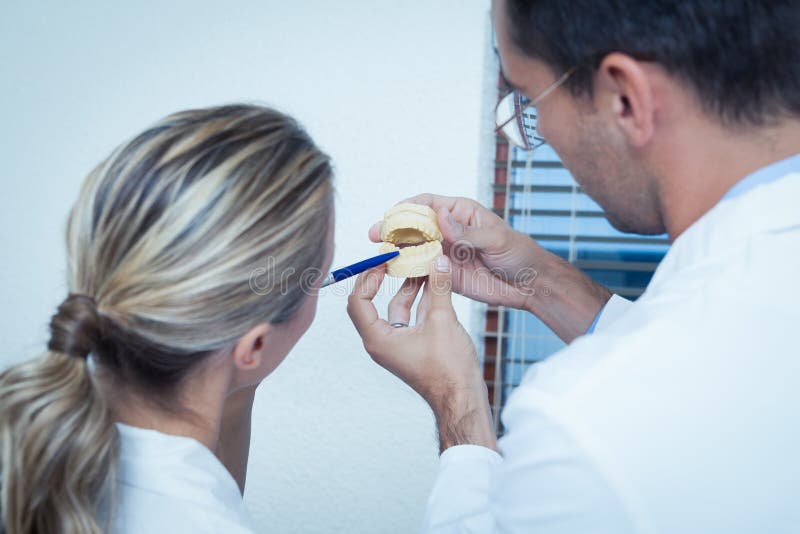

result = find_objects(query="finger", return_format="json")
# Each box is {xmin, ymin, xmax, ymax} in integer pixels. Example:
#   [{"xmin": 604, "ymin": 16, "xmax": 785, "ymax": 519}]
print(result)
[
  {"xmin": 436, "ymin": 207, "xmax": 500, "ymax": 250},
  {"xmin": 427, "ymin": 255, "xmax": 455, "ymax": 314},
  {"xmin": 416, "ymin": 277, "xmax": 431, "ymax": 324},
  {"xmin": 388, "ymin": 277, "xmax": 423, "ymax": 325},
  {"xmin": 377, "ymin": 193, "xmax": 503, "ymax": 254},
  {"xmin": 404, "ymin": 193, "xmax": 459, "ymax": 212},
  {"xmin": 405, "ymin": 194, "xmax": 486, "ymax": 226},
  {"xmin": 405, "ymin": 194, "xmax": 496, "ymax": 249},
  {"xmin": 347, "ymin": 266, "xmax": 391, "ymax": 341},
  {"xmin": 368, "ymin": 221, "xmax": 383, "ymax": 242}
]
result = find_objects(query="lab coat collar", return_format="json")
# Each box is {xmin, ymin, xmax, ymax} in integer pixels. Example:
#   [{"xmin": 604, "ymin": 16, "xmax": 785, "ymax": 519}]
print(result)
[
  {"xmin": 647, "ymin": 171, "xmax": 800, "ymax": 295},
  {"xmin": 722, "ymin": 152, "xmax": 800, "ymax": 201},
  {"xmin": 116, "ymin": 423, "xmax": 247, "ymax": 517}
]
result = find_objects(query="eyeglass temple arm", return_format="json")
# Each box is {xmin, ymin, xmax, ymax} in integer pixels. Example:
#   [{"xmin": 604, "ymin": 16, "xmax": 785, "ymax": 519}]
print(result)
[{"xmin": 494, "ymin": 66, "xmax": 577, "ymax": 133}]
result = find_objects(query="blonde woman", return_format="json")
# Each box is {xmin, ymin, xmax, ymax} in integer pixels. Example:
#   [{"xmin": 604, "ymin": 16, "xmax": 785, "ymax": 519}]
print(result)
[{"xmin": 0, "ymin": 105, "xmax": 334, "ymax": 533}]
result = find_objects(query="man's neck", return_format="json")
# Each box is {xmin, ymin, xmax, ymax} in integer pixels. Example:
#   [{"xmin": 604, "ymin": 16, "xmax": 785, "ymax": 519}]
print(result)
[{"xmin": 655, "ymin": 117, "xmax": 800, "ymax": 240}]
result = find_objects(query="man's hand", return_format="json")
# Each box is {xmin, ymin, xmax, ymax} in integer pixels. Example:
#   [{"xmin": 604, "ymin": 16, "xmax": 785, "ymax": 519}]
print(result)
[
  {"xmin": 369, "ymin": 194, "xmax": 538, "ymax": 310},
  {"xmin": 370, "ymin": 194, "xmax": 612, "ymax": 343},
  {"xmin": 347, "ymin": 256, "xmax": 498, "ymax": 453}
]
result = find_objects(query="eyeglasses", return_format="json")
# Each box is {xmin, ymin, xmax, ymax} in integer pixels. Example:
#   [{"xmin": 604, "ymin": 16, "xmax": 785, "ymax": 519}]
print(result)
[{"xmin": 494, "ymin": 67, "xmax": 576, "ymax": 151}]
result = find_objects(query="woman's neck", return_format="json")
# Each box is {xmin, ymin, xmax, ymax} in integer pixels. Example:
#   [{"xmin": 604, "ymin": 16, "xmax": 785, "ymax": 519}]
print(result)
[{"xmin": 103, "ymin": 356, "xmax": 233, "ymax": 451}]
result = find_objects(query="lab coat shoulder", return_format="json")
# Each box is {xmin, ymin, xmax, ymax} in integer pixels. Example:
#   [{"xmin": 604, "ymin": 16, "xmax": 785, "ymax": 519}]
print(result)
[
  {"xmin": 502, "ymin": 171, "xmax": 800, "ymax": 533},
  {"xmin": 517, "ymin": 169, "xmax": 800, "ymax": 402}
]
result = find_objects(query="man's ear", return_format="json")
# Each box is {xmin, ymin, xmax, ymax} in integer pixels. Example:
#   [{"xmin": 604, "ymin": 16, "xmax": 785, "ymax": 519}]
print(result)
[
  {"xmin": 595, "ymin": 52, "xmax": 655, "ymax": 147},
  {"xmin": 232, "ymin": 323, "xmax": 272, "ymax": 371}
]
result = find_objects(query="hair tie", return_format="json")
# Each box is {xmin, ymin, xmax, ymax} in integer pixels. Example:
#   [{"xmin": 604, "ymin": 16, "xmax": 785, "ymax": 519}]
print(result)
[{"xmin": 47, "ymin": 293, "xmax": 100, "ymax": 359}]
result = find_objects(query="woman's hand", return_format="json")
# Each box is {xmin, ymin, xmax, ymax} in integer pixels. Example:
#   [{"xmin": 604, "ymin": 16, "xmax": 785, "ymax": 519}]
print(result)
[
  {"xmin": 370, "ymin": 194, "xmax": 612, "ymax": 343},
  {"xmin": 347, "ymin": 257, "xmax": 497, "ymax": 453}
]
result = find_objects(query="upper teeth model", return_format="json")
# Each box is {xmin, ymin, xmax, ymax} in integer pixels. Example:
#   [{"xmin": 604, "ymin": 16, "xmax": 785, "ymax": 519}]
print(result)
[{"xmin": 379, "ymin": 203, "xmax": 444, "ymax": 278}]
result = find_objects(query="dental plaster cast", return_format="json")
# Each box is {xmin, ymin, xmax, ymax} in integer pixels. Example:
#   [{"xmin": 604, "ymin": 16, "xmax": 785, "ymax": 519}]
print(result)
[{"xmin": 379, "ymin": 203, "xmax": 444, "ymax": 277}]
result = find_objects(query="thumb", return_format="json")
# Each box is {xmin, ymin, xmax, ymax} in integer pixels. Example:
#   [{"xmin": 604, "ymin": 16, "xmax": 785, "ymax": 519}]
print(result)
[
  {"xmin": 368, "ymin": 220, "xmax": 383, "ymax": 243},
  {"xmin": 428, "ymin": 255, "xmax": 454, "ymax": 313},
  {"xmin": 437, "ymin": 207, "xmax": 497, "ymax": 251}
]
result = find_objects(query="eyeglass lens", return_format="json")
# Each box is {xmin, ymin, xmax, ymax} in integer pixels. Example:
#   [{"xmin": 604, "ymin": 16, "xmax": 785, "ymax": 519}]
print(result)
[{"xmin": 495, "ymin": 92, "xmax": 545, "ymax": 150}]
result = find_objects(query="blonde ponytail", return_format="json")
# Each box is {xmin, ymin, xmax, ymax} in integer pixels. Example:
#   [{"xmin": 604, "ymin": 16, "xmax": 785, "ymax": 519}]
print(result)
[{"xmin": 1, "ymin": 295, "xmax": 117, "ymax": 533}]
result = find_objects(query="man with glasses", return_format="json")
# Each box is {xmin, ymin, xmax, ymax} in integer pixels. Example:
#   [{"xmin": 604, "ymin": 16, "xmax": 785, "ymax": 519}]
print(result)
[{"xmin": 348, "ymin": 1, "xmax": 800, "ymax": 532}]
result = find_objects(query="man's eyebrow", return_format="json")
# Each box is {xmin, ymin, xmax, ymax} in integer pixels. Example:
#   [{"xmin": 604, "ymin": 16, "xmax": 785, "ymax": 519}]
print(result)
[
  {"xmin": 499, "ymin": 69, "xmax": 517, "ymax": 91},
  {"xmin": 499, "ymin": 67, "xmax": 522, "ymax": 93},
  {"xmin": 493, "ymin": 47, "xmax": 522, "ymax": 92}
]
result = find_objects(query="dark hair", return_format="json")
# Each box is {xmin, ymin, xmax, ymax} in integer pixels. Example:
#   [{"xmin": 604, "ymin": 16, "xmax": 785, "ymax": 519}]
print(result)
[{"xmin": 505, "ymin": 0, "xmax": 800, "ymax": 126}]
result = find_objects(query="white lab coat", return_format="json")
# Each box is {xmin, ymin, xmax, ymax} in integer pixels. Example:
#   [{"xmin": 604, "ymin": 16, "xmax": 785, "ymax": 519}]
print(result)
[
  {"xmin": 112, "ymin": 423, "xmax": 257, "ymax": 533},
  {"xmin": 423, "ymin": 171, "xmax": 800, "ymax": 533}
]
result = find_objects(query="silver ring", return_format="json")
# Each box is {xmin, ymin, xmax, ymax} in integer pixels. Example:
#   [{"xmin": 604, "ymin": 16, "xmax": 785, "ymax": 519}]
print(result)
[{"xmin": 390, "ymin": 322, "xmax": 409, "ymax": 328}]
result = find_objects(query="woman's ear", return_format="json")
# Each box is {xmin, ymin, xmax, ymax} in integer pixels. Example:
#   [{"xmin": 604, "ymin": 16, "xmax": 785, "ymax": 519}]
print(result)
[
  {"xmin": 595, "ymin": 52, "xmax": 656, "ymax": 147},
  {"xmin": 232, "ymin": 323, "xmax": 272, "ymax": 371}
]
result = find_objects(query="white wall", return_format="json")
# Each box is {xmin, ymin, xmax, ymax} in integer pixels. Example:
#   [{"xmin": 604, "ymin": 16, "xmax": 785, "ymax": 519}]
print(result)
[{"xmin": 0, "ymin": 1, "xmax": 493, "ymax": 532}]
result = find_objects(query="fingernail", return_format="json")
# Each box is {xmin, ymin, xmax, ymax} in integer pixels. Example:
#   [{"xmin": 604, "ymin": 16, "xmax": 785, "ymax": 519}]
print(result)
[{"xmin": 435, "ymin": 255, "xmax": 450, "ymax": 273}]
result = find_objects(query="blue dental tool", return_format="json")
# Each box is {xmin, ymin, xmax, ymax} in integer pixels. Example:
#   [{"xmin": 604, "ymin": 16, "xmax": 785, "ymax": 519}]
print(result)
[{"xmin": 320, "ymin": 251, "xmax": 400, "ymax": 287}]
